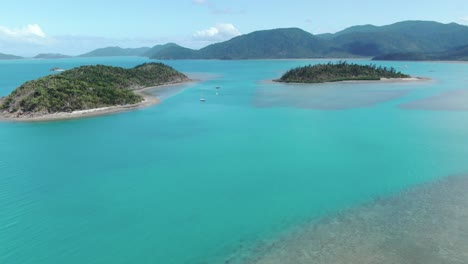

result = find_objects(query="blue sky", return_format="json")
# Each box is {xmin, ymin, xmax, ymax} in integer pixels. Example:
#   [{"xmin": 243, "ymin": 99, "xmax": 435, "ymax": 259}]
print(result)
[{"xmin": 1, "ymin": 0, "xmax": 468, "ymax": 56}]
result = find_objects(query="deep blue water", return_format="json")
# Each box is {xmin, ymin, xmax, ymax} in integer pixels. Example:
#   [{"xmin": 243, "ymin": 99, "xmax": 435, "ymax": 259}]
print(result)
[{"xmin": 1, "ymin": 58, "xmax": 468, "ymax": 263}]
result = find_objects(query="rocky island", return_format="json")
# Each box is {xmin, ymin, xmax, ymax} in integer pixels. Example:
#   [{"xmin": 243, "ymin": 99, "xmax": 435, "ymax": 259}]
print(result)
[
  {"xmin": 0, "ymin": 62, "xmax": 189, "ymax": 121},
  {"xmin": 276, "ymin": 61, "xmax": 412, "ymax": 83}
]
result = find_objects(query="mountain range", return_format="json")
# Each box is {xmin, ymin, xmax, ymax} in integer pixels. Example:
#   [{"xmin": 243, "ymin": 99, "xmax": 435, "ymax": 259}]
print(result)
[
  {"xmin": 146, "ymin": 21, "xmax": 468, "ymax": 60},
  {"xmin": 1, "ymin": 21, "xmax": 468, "ymax": 61}
]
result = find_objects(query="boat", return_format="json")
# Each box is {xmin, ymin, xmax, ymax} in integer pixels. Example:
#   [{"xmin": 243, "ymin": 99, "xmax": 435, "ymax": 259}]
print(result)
[
  {"xmin": 216, "ymin": 86, "xmax": 221, "ymax": 89},
  {"xmin": 200, "ymin": 98, "xmax": 206, "ymax": 102}
]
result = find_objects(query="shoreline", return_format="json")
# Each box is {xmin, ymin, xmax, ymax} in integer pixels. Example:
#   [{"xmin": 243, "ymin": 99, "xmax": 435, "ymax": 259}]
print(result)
[
  {"xmin": 0, "ymin": 81, "xmax": 193, "ymax": 122},
  {"xmin": 272, "ymin": 77, "xmax": 430, "ymax": 85}
]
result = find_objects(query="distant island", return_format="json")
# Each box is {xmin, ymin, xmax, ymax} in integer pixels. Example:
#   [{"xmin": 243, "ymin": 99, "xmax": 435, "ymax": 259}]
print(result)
[
  {"xmin": 276, "ymin": 62, "xmax": 411, "ymax": 83},
  {"xmin": 0, "ymin": 63, "xmax": 189, "ymax": 121},
  {"xmin": 0, "ymin": 53, "xmax": 23, "ymax": 60},
  {"xmin": 78, "ymin": 47, "xmax": 150, "ymax": 57},
  {"xmin": 34, "ymin": 53, "xmax": 71, "ymax": 59}
]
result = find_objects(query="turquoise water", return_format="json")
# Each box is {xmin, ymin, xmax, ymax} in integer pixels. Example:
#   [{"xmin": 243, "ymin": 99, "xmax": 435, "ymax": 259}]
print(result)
[{"xmin": 1, "ymin": 58, "xmax": 468, "ymax": 263}]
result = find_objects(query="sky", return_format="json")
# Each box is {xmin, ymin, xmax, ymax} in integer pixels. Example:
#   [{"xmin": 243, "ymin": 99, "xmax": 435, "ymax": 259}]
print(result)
[{"xmin": 1, "ymin": 0, "xmax": 468, "ymax": 56}]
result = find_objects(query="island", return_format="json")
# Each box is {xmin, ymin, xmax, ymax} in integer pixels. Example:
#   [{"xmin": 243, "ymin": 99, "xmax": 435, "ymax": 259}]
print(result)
[
  {"xmin": 34, "ymin": 53, "xmax": 71, "ymax": 59},
  {"xmin": 0, "ymin": 52, "xmax": 23, "ymax": 60},
  {"xmin": 0, "ymin": 62, "xmax": 189, "ymax": 121},
  {"xmin": 275, "ymin": 61, "xmax": 412, "ymax": 83}
]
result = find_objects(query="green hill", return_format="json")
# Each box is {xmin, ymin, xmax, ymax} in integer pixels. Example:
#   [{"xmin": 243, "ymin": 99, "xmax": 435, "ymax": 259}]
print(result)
[
  {"xmin": 148, "ymin": 44, "xmax": 197, "ymax": 59},
  {"xmin": 0, "ymin": 53, "xmax": 23, "ymax": 60},
  {"xmin": 78, "ymin": 46, "xmax": 150, "ymax": 57},
  {"xmin": 148, "ymin": 21, "xmax": 468, "ymax": 60},
  {"xmin": 197, "ymin": 28, "xmax": 331, "ymax": 59},
  {"xmin": 276, "ymin": 61, "xmax": 410, "ymax": 83},
  {"xmin": 326, "ymin": 21, "xmax": 468, "ymax": 56},
  {"xmin": 1, "ymin": 63, "xmax": 188, "ymax": 116},
  {"xmin": 373, "ymin": 44, "xmax": 468, "ymax": 61},
  {"xmin": 143, "ymin": 43, "xmax": 181, "ymax": 57},
  {"xmin": 150, "ymin": 28, "xmax": 348, "ymax": 60}
]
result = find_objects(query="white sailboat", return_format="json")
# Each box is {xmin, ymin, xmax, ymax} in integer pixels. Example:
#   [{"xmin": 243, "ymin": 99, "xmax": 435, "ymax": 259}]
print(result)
[{"xmin": 200, "ymin": 90, "xmax": 206, "ymax": 102}]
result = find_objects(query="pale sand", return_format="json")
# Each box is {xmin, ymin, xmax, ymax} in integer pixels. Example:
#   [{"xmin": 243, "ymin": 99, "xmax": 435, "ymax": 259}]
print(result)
[
  {"xmin": 0, "ymin": 81, "xmax": 192, "ymax": 122},
  {"xmin": 337, "ymin": 77, "xmax": 429, "ymax": 83},
  {"xmin": 230, "ymin": 175, "xmax": 468, "ymax": 264},
  {"xmin": 272, "ymin": 77, "xmax": 430, "ymax": 85}
]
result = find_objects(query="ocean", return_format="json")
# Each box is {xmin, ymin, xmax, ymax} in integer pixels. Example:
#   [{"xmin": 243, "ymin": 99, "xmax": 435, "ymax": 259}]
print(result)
[{"xmin": 1, "ymin": 57, "xmax": 468, "ymax": 263}]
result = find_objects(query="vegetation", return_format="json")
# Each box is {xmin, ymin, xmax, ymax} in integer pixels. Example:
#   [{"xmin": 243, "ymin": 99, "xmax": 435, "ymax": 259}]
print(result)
[
  {"xmin": 277, "ymin": 61, "xmax": 410, "ymax": 83},
  {"xmin": 147, "ymin": 21, "xmax": 468, "ymax": 60},
  {"xmin": 373, "ymin": 44, "xmax": 468, "ymax": 61},
  {"xmin": 1, "ymin": 63, "xmax": 188, "ymax": 115}
]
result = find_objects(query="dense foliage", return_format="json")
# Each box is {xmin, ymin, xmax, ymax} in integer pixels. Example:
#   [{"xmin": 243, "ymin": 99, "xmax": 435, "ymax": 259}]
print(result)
[
  {"xmin": 373, "ymin": 44, "xmax": 468, "ymax": 61},
  {"xmin": 277, "ymin": 61, "xmax": 410, "ymax": 83},
  {"xmin": 1, "ymin": 63, "xmax": 188, "ymax": 114}
]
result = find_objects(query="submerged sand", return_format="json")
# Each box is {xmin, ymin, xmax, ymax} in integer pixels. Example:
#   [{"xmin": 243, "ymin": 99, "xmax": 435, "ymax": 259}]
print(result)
[
  {"xmin": 255, "ymin": 77, "xmax": 430, "ymax": 110},
  {"xmin": 0, "ymin": 81, "xmax": 191, "ymax": 122},
  {"xmin": 233, "ymin": 175, "xmax": 468, "ymax": 264},
  {"xmin": 400, "ymin": 89, "xmax": 468, "ymax": 111}
]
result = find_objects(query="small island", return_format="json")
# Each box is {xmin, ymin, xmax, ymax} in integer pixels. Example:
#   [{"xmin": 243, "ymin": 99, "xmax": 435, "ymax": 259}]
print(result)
[
  {"xmin": 0, "ymin": 62, "xmax": 189, "ymax": 121},
  {"xmin": 276, "ymin": 61, "xmax": 412, "ymax": 83}
]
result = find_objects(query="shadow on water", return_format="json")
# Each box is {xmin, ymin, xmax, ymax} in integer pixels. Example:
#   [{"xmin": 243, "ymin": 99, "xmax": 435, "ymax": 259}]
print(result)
[{"xmin": 228, "ymin": 175, "xmax": 468, "ymax": 264}]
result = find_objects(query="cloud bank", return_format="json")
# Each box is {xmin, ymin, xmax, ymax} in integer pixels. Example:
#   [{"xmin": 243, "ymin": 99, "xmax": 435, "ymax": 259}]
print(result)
[
  {"xmin": 193, "ymin": 23, "xmax": 241, "ymax": 41},
  {"xmin": 0, "ymin": 24, "xmax": 47, "ymax": 43}
]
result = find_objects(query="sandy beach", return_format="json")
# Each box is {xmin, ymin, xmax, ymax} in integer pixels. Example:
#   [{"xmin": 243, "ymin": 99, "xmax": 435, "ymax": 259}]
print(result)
[
  {"xmin": 331, "ymin": 77, "xmax": 430, "ymax": 83},
  {"xmin": 0, "ymin": 81, "xmax": 192, "ymax": 122},
  {"xmin": 272, "ymin": 77, "xmax": 430, "ymax": 85}
]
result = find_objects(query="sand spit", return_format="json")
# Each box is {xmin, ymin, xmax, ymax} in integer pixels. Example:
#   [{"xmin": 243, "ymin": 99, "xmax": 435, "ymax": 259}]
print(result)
[{"xmin": 237, "ymin": 175, "xmax": 468, "ymax": 264}]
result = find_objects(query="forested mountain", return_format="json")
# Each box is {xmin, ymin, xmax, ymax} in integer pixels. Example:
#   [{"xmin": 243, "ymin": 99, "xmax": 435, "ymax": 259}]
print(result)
[
  {"xmin": 325, "ymin": 21, "xmax": 468, "ymax": 56},
  {"xmin": 148, "ymin": 21, "xmax": 468, "ymax": 60},
  {"xmin": 373, "ymin": 44, "xmax": 468, "ymax": 61}
]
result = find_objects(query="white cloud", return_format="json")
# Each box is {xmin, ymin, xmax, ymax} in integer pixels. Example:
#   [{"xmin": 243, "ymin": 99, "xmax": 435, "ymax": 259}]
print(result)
[
  {"xmin": 193, "ymin": 23, "xmax": 241, "ymax": 41},
  {"xmin": 460, "ymin": 16, "xmax": 468, "ymax": 25},
  {"xmin": 0, "ymin": 24, "xmax": 47, "ymax": 43}
]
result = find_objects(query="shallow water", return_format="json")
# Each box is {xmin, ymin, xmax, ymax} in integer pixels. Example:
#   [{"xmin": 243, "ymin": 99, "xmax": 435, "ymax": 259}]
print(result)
[
  {"xmin": 1, "ymin": 58, "xmax": 468, "ymax": 263},
  {"xmin": 245, "ymin": 175, "xmax": 468, "ymax": 264}
]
